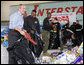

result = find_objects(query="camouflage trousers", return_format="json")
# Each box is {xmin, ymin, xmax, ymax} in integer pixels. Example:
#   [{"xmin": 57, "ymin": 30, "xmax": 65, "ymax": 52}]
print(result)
[{"xmin": 42, "ymin": 29, "xmax": 50, "ymax": 52}]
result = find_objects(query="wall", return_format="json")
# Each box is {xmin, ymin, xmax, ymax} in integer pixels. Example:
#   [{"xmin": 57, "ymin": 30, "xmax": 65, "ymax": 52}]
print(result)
[
  {"xmin": 10, "ymin": 1, "xmax": 83, "ymax": 25},
  {"xmin": 1, "ymin": 1, "xmax": 57, "ymax": 21}
]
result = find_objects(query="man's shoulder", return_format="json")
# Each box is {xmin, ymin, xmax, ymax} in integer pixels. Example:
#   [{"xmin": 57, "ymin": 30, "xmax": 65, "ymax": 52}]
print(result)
[
  {"xmin": 43, "ymin": 17, "xmax": 48, "ymax": 21},
  {"xmin": 35, "ymin": 17, "xmax": 39, "ymax": 20},
  {"xmin": 27, "ymin": 15, "xmax": 31, "ymax": 17},
  {"xmin": 25, "ymin": 15, "xmax": 31, "ymax": 19},
  {"xmin": 76, "ymin": 24, "xmax": 82, "ymax": 28},
  {"xmin": 77, "ymin": 24, "xmax": 82, "ymax": 26},
  {"xmin": 10, "ymin": 12, "xmax": 19, "ymax": 18},
  {"xmin": 44, "ymin": 17, "xmax": 47, "ymax": 19}
]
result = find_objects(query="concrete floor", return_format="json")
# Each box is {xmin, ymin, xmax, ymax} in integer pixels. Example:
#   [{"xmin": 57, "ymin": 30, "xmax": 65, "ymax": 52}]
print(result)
[{"xmin": 1, "ymin": 45, "xmax": 8, "ymax": 64}]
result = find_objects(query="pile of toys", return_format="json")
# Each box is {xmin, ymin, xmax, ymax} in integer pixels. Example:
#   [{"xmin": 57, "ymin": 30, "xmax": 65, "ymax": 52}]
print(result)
[
  {"xmin": 1, "ymin": 27, "xmax": 8, "ymax": 48},
  {"xmin": 39, "ymin": 42, "xmax": 83, "ymax": 64},
  {"xmin": 1, "ymin": 34, "xmax": 8, "ymax": 48}
]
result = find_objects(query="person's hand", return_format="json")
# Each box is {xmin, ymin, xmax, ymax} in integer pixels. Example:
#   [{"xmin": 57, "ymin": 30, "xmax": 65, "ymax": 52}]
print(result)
[
  {"xmin": 22, "ymin": 29, "xmax": 27, "ymax": 33},
  {"xmin": 30, "ymin": 30, "xmax": 35, "ymax": 34},
  {"xmin": 71, "ymin": 34, "xmax": 76, "ymax": 39},
  {"xmin": 20, "ymin": 30, "xmax": 25, "ymax": 36}
]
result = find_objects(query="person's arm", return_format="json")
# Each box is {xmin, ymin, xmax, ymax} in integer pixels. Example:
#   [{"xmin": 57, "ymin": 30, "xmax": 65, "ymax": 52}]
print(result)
[
  {"xmin": 10, "ymin": 14, "xmax": 26, "ymax": 36},
  {"xmin": 43, "ymin": 18, "xmax": 52, "ymax": 30},
  {"xmin": 14, "ymin": 26, "xmax": 26, "ymax": 36},
  {"xmin": 24, "ymin": 18, "xmax": 35, "ymax": 34},
  {"xmin": 36, "ymin": 19, "xmax": 41, "ymax": 34},
  {"xmin": 24, "ymin": 17, "xmax": 35, "ymax": 34},
  {"xmin": 23, "ymin": 17, "xmax": 31, "ymax": 33},
  {"xmin": 36, "ymin": 19, "xmax": 42, "ymax": 38},
  {"xmin": 58, "ymin": 23, "xmax": 61, "ymax": 30}
]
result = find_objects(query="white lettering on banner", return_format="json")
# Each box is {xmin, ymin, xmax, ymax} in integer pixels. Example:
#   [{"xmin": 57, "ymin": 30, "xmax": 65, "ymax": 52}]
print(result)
[{"xmin": 51, "ymin": 12, "xmax": 76, "ymax": 24}]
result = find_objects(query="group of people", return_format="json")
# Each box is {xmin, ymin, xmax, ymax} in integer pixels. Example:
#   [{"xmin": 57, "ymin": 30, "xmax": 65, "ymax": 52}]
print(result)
[
  {"xmin": 8, "ymin": 4, "xmax": 45, "ymax": 64},
  {"xmin": 62, "ymin": 20, "xmax": 83, "ymax": 47},
  {"xmin": 8, "ymin": 4, "xmax": 83, "ymax": 64}
]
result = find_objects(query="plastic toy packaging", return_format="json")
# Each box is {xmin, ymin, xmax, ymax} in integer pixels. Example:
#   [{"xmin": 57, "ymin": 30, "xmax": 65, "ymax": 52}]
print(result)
[
  {"xmin": 77, "ymin": 42, "xmax": 83, "ymax": 54},
  {"xmin": 2, "ymin": 41, "xmax": 8, "ymax": 48},
  {"xmin": 72, "ymin": 54, "xmax": 83, "ymax": 64},
  {"xmin": 57, "ymin": 51, "xmax": 76, "ymax": 64},
  {"xmin": 71, "ymin": 43, "xmax": 83, "ymax": 64},
  {"xmin": 40, "ymin": 56, "xmax": 52, "ymax": 64}
]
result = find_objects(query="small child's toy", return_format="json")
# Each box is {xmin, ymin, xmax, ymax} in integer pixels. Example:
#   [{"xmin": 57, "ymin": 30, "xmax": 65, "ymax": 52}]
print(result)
[{"xmin": 25, "ymin": 32, "xmax": 37, "ymax": 45}]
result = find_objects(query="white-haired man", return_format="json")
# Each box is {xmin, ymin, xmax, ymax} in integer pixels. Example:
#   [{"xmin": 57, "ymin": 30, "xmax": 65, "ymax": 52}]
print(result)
[{"xmin": 8, "ymin": 4, "xmax": 35, "ymax": 64}]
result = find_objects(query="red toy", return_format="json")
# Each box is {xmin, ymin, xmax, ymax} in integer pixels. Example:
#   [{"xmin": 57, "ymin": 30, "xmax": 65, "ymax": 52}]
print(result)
[{"xmin": 25, "ymin": 32, "xmax": 37, "ymax": 45}]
